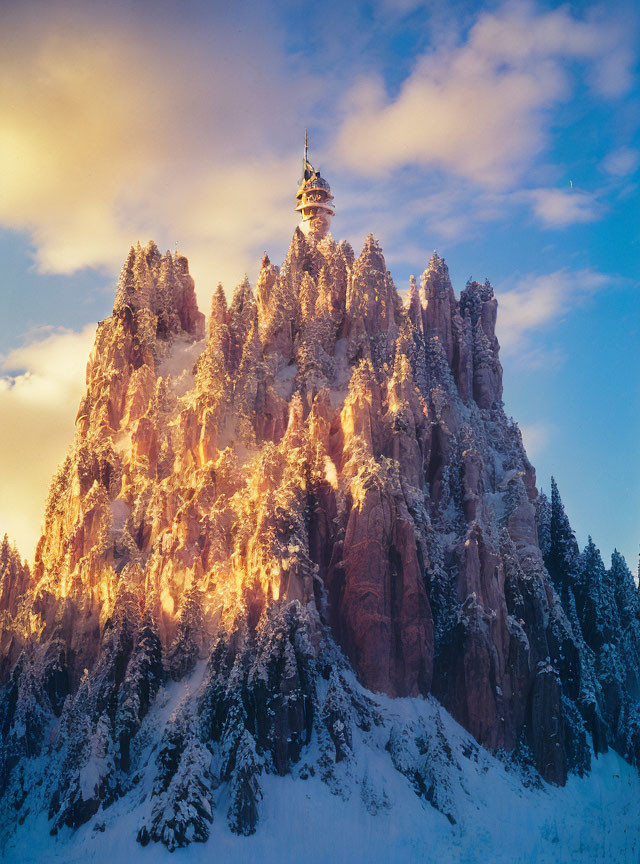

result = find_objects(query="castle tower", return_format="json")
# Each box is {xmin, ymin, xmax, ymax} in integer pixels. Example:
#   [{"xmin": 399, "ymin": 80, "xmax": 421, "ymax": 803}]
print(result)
[{"xmin": 295, "ymin": 130, "xmax": 334, "ymax": 238}]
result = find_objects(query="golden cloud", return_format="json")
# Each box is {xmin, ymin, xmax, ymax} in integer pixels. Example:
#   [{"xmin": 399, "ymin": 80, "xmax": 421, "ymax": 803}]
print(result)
[
  {"xmin": 0, "ymin": 3, "xmax": 312, "ymax": 307},
  {"xmin": 0, "ymin": 324, "xmax": 96, "ymax": 558}
]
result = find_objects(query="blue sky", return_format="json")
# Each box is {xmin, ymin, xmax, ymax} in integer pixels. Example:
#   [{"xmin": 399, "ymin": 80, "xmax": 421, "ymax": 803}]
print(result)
[{"xmin": 0, "ymin": 0, "xmax": 638, "ymax": 567}]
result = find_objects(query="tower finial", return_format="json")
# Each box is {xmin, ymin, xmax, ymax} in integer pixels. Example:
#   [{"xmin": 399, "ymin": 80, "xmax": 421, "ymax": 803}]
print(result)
[{"xmin": 295, "ymin": 129, "xmax": 334, "ymax": 238}]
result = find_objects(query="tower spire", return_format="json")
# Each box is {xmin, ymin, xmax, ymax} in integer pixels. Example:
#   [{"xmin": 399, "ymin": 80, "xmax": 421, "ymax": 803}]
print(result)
[{"xmin": 295, "ymin": 131, "xmax": 334, "ymax": 238}]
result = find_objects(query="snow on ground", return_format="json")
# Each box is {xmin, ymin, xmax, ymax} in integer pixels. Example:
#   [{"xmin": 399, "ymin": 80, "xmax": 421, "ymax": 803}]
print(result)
[{"xmin": 4, "ymin": 672, "xmax": 638, "ymax": 864}]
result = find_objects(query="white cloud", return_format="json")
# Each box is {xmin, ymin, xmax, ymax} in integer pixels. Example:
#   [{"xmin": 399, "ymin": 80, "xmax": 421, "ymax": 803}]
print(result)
[
  {"xmin": 0, "ymin": 324, "xmax": 96, "ymax": 558},
  {"xmin": 528, "ymin": 188, "xmax": 600, "ymax": 228},
  {"xmin": 519, "ymin": 422, "xmax": 552, "ymax": 460},
  {"xmin": 0, "ymin": 0, "xmax": 634, "ymax": 299},
  {"xmin": 334, "ymin": 3, "xmax": 634, "ymax": 187},
  {"xmin": 602, "ymin": 146, "xmax": 640, "ymax": 177},
  {"xmin": 509, "ymin": 345, "xmax": 567, "ymax": 371},
  {"xmin": 496, "ymin": 268, "xmax": 611, "ymax": 353}
]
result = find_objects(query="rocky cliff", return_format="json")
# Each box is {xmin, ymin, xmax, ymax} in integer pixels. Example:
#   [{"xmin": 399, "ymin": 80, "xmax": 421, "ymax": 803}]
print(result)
[{"xmin": 1, "ymin": 231, "xmax": 639, "ymax": 848}]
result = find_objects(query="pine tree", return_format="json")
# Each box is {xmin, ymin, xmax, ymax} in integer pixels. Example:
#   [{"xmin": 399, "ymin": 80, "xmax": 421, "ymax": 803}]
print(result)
[
  {"xmin": 149, "ymin": 738, "xmax": 213, "ymax": 851},
  {"xmin": 320, "ymin": 670, "xmax": 352, "ymax": 762},
  {"xmin": 166, "ymin": 586, "xmax": 204, "ymax": 681},
  {"xmin": 424, "ymin": 336, "xmax": 456, "ymax": 395},
  {"xmin": 156, "ymin": 252, "xmax": 181, "ymax": 334},
  {"xmin": 131, "ymin": 242, "xmax": 154, "ymax": 311},
  {"xmin": 610, "ymin": 550, "xmax": 640, "ymax": 629},
  {"xmin": 0, "ymin": 534, "xmax": 29, "ymax": 616},
  {"xmin": 561, "ymin": 694, "xmax": 591, "ymax": 776},
  {"xmin": 212, "ymin": 281, "xmax": 228, "ymax": 324},
  {"xmin": 227, "ymin": 729, "xmax": 262, "ymax": 836},
  {"xmin": 233, "ymin": 322, "xmax": 263, "ymax": 445},
  {"xmin": 576, "ymin": 538, "xmax": 617, "ymax": 651},
  {"xmin": 246, "ymin": 602, "xmax": 316, "ymax": 775},
  {"xmin": 83, "ymin": 586, "xmax": 138, "ymax": 721},
  {"xmin": 426, "ymin": 557, "xmax": 459, "ymax": 661},
  {"xmin": 139, "ymin": 704, "xmax": 213, "ymax": 851},
  {"xmin": 198, "ymin": 636, "xmax": 232, "ymax": 744},
  {"xmin": 115, "ymin": 609, "xmax": 163, "ymax": 771},
  {"xmin": 113, "ymin": 246, "xmax": 136, "ymax": 313},
  {"xmin": 0, "ymin": 652, "xmax": 52, "ymax": 793},
  {"xmin": 228, "ymin": 276, "xmax": 256, "ymax": 371},
  {"xmin": 153, "ymin": 706, "xmax": 188, "ymax": 796},
  {"xmin": 208, "ymin": 282, "xmax": 230, "ymax": 365},
  {"xmin": 261, "ymin": 267, "xmax": 301, "ymax": 357},
  {"xmin": 144, "ymin": 240, "xmax": 162, "ymax": 282},
  {"xmin": 610, "ymin": 551, "xmax": 640, "ymax": 699},
  {"xmin": 219, "ymin": 693, "xmax": 249, "ymax": 780},
  {"xmin": 195, "ymin": 285, "xmax": 231, "ymax": 418},
  {"xmin": 545, "ymin": 478, "xmax": 580, "ymax": 597},
  {"xmin": 51, "ymin": 711, "xmax": 117, "ymax": 833},
  {"xmin": 536, "ymin": 492, "xmax": 552, "ymax": 560},
  {"xmin": 210, "ymin": 627, "xmax": 251, "ymax": 780}
]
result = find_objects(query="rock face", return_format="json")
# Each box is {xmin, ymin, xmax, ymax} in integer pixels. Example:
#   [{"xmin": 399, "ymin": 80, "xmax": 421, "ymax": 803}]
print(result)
[
  {"xmin": 1, "ymin": 229, "xmax": 639, "ymax": 848},
  {"xmin": 0, "ymin": 537, "xmax": 30, "ymax": 680}
]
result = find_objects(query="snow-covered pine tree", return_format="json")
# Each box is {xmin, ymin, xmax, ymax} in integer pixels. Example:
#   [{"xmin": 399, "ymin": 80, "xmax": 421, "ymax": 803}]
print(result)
[
  {"xmin": 153, "ymin": 704, "xmax": 189, "ymax": 796},
  {"xmin": 575, "ymin": 538, "xmax": 617, "ymax": 651},
  {"xmin": 0, "ymin": 535, "xmax": 29, "ymax": 617},
  {"xmin": 113, "ymin": 246, "xmax": 136, "ymax": 313},
  {"xmin": 610, "ymin": 550, "xmax": 640, "ymax": 630},
  {"xmin": 197, "ymin": 288, "xmax": 229, "ymax": 395},
  {"xmin": 536, "ymin": 491, "xmax": 552, "ymax": 560},
  {"xmin": 424, "ymin": 553, "xmax": 458, "ymax": 662},
  {"xmin": 320, "ymin": 669, "xmax": 353, "ymax": 762},
  {"xmin": 0, "ymin": 651, "xmax": 54, "ymax": 795},
  {"xmin": 233, "ymin": 322, "xmax": 263, "ymax": 445},
  {"xmin": 560, "ymin": 694, "xmax": 591, "ymax": 776},
  {"xmin": 609, "ymin": 551, "xmax": 640, "ymax": 699},
  {"xmin": 424, "ymin": 336, "xmax": 456, "ymax": 396},
  {"xmin": 82, "ymin": 585, "xmax": 139, "ymax": 721},
  {"xmin": 197, "ymin": 634, "xmax": 232, "ymax": 744},
  {"xmin": 545, "ymin": 478, "xmax": 580, "ymax": 598},
  {"xmin": 246, "ymin": 602, "xmax": 316, "ymax": 776},
  {"xmin": 115, "ymin": 608, "xmax": 163, "ymax": 771},
  {"xmin": 218, "ymin": 643, "xmax": 252, "ymax": 780},
  {"xmin": 154, "ymin": 737, "xmax": 213, "ymax": 850},
  {"xmin": 195, "ymin": 287, "xmax": 232, "ymax": 460},
  {"xmin": 51, "ymin": 707, "xmax": 117, "ymax": 834},
  {"xmin": 227, "ymin": 729, "xmax": 262, "ymax": 836},
  {"xmin": 394, "ymin": 316, "xmax": 428, "ymax": 399},
  {"xmin": 155, "ymin": 251, "xmax": 181, "ymax": 335},
  {"xmin": 166, "ymin": 586, "xmax": 204, "ymax": 681},
  {"xmin": 210, "ymin": 282, "xmax": 231, "ymax": 363},
  {"xmin": 144, "ymin": 240, "xmax": 162, "ymax": 283},
  {"xmin": 228, "ymin": 276, "xmax": 257, "ymax": 371},
  {"xmin": 139, "ymin": 702, "xmax": 213, "ymax": 851}
]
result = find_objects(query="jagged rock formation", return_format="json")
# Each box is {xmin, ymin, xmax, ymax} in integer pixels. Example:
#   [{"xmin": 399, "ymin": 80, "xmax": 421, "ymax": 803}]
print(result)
[
  {"xmin": 1, "ymin": 231, "xmax": 639, "ymax": 850},
  {"xmin": 0, "ymin": 536, "xmax": 31, "ymax": 681}
]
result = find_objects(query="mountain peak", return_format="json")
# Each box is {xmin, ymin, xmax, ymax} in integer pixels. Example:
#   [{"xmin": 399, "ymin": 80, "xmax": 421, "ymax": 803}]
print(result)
[{"xmin": 1, "ymin": 214, "xmax": 638, "ymax": 854}]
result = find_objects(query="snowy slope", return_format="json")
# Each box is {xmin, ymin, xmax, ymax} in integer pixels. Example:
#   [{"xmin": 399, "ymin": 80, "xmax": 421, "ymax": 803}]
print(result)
[{"xmin": 3, "ymin": 665, "xmax": 638, "ymax": 864}]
